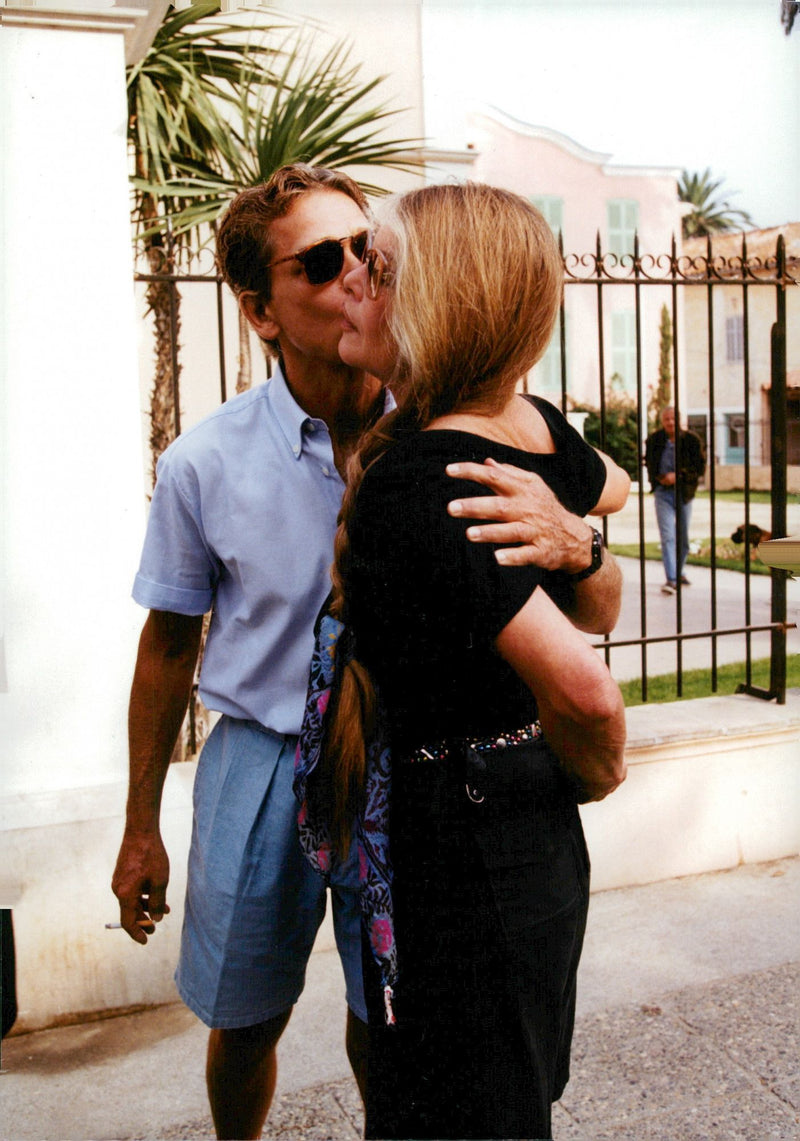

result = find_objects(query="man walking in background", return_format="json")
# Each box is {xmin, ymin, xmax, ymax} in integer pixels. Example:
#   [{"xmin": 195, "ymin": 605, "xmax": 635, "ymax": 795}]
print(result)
[{"xmin": 645, "ymin": 405, "xmax": 706, "ymax": 594}]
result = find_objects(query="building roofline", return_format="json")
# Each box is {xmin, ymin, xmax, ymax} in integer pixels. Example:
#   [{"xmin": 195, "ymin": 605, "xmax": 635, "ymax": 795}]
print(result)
[
  {"xmin": 683, "ymin": 222, "xmax": 800, "ymax": 249},
  {"xmin": 469, "ymin": 105, "xmax": 682, "ymax": 179}
]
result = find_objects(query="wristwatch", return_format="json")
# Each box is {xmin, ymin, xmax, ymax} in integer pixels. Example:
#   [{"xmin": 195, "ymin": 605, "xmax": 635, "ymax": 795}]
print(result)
[{"xmin": 570, "ymin": 528, "xmax": 604, "ymax": 582}]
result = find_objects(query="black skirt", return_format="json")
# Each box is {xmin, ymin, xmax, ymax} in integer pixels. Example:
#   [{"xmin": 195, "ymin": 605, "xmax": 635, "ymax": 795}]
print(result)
[{"xmin": 363, "ymin": 737, "xmax": 590, "ymax": 1141}]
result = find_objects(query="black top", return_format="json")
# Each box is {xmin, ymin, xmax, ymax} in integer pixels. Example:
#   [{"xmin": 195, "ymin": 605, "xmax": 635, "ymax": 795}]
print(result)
[{"xmin": 349, "ymin": 396, "xmax": 607, "ymax": 751}]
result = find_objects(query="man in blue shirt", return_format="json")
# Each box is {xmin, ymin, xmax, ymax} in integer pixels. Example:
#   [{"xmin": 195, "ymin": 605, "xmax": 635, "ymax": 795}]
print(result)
[{"xmin": 112, "ymin": 164, "xmax": 625, "ymax": 1140}]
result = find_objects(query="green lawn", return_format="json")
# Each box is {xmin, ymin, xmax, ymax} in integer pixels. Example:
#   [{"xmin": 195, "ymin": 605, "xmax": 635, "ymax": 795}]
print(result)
[
  {"xmin": 611, "ymin": 484, "xmax": 799, "ymax": 571},
  {"xmin": 620, "ymin": 655, "xmax": 800, "ymax": 707},
  {"xmin": 692, "ymin": 490, "xmax": 800, "ymax": 506},
  {"xmin": 608, "ymin": 540, "xmax": 773, "ymax": 575}
]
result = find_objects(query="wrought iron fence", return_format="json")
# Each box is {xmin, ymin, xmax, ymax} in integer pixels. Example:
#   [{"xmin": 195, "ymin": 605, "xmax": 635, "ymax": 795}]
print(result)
[
  {"xmin": 135, "ymin": 232, "xmax": 798, "ymax": 713},
  {"xmin": 551, "ymin": 233, "xmax": 797, "ymax": 703}
]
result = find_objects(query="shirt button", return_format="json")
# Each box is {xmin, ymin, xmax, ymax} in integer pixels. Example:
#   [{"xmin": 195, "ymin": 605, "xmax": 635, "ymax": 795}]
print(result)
[
  {"xmin": 293, "ymin": 445, "xmax": 300, "ymax": 455},
  {"xmin": 320, "ymin": 466, "xmax": 331, "ymax": 477}
]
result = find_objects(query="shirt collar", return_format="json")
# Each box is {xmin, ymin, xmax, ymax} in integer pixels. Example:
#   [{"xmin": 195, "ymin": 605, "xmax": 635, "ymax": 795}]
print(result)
[
  {"xmin": 268, "ymin": 364, "xmax": 312, "ymax": 459},
  {"xmin": 269, "ymin": 364, "xmax": 396, "ymax": 460}
]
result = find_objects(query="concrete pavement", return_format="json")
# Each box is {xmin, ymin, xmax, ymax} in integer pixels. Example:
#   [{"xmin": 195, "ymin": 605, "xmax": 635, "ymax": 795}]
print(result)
[
  {"xmin": 590, "ymin": 486, "xmax": 800, "ymax": 682},
  {"xmin": 600, "ymin": 555, "xmax": 800, "ymax": 683},
  {"xmin": 605, "ymin": 486, "xmax": 799, "ymax": 551},
  {"xmin": 2, "ymin": 857, "xmax": 798, "ymax": 1140}
]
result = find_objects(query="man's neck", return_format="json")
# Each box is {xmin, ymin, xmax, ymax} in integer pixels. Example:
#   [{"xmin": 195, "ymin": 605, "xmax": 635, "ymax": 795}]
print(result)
[{"xmin": 281, "ymin": 355, "xmax": 384, "ymax": 471}]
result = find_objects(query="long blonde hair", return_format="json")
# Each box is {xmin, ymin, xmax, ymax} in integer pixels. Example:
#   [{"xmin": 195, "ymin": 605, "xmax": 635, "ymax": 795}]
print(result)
[{"xmin": 324, "ymin": 182, "xmax": 563, "ymax": 852}]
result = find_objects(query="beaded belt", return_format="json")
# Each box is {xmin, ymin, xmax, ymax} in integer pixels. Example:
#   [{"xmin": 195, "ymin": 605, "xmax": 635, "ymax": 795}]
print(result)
[{"xmin": 405, "ymin": 722, "xmax": 543, "ymax": 764}]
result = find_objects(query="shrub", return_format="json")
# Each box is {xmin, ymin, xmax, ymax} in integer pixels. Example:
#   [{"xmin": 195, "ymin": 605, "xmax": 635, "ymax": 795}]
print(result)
[{"xmin": 572, "ymin": 377, "xmax": 640, "ymax": 480}]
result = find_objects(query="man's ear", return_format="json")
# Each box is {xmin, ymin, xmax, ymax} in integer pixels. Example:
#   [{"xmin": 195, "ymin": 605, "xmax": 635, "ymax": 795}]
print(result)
[{"xmin": 239, "ymin": 291, "xmax": 280, "ymax": 342}]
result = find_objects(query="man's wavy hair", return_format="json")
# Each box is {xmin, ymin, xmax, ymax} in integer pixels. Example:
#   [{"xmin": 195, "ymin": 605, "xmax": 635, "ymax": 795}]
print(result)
[
  {"xmin": 321, "ymin": 181, "xmax": 564, "ymax": 852},
  {"xmin": 215, "ymin": 164, "xmax": 369, "ymax": 356}
]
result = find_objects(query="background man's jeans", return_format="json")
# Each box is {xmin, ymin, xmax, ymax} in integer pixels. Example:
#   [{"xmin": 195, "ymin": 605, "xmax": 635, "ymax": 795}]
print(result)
[{"xmin": 654, "ymin": 486, "xmax": 692, "ymax": 584}]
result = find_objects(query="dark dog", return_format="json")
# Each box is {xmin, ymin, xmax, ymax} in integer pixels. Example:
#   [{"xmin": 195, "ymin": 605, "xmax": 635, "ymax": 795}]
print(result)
[{"xmin": 731, "ymin": 523, "xmax": 772, "ymax": 547}]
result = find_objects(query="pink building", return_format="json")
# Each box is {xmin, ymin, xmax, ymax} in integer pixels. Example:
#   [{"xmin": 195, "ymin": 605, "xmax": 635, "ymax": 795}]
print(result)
[
  {"xmin": 467, "ymin": 108, "xmax": 684, "ymax": 255},
  {"xmin": 433, "ymin": 108, "xmax": 686, "ymax": 414}
]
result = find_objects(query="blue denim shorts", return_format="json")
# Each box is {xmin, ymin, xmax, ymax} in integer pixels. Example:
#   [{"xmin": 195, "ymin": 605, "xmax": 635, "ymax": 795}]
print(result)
[{"xmin": 175, "ymin": 716, "xmax": 366, "ymax": 1028}]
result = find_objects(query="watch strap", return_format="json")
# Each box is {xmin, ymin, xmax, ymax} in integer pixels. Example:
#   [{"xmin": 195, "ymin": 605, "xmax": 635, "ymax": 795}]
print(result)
[{"xmin": 570, "ymin": 527, "xmax": 604, "ymax": 582}]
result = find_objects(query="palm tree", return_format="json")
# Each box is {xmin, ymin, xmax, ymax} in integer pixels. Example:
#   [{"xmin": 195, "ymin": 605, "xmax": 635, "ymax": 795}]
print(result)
[
  {"xmin": 128, "ymin": 0, "xmax": 288, "ymax": 479},
  {"xmin": 678, "ymin": 168, "xmax": 753, "ymax": 240},
  {"xmin": 141, "ymin": 30, "xmax": 424, "ymax": 392},
  {"xmin": 127, "ymin": 1, "xmax": 290, "ymax": 761}
]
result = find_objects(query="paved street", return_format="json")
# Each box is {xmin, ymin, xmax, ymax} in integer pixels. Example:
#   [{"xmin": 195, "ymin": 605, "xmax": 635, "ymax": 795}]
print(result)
[
  {"xmin": 597, "ymin": 489, "xmax": 799, "ymax": 683},
  {"xmin": 600, "ymin": 556, "xmax": 800, "ymax": 683}
]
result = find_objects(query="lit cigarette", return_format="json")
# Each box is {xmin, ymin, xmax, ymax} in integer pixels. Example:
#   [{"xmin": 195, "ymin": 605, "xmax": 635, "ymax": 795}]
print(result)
[{"xmin": 105, "ymin": 920, "xmax": 157, "ymax": 929}]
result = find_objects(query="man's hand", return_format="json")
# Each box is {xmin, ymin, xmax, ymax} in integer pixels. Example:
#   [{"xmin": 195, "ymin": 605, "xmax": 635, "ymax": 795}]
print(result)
[
  {"xmin": 446, "ymin": 457, "xmax": 594, "ymax": 573},
  {"xmin": 111, "ymin": 831, "xmax": 170, "ymax": 945},
  {"xmin": 446, "ymin": 456, "xmax": 624, "ymax": 634},
  {"xmin": 112, "ymin": 608, "xmax": 201, "ymax": 945}
]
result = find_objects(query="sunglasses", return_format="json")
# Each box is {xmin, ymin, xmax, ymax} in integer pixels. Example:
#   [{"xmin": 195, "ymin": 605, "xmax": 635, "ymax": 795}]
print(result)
[
  {"xmin": 267, "ymin": 230, "xmax": 370, "ymax": 286},
  {"xmin": 364, "ymin": 244, "xmax": 395, "ymax": 300}
]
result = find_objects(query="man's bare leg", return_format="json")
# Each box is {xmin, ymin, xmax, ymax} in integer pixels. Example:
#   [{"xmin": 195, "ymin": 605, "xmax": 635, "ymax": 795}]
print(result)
[
  {"xmin": 346, "ymin": 1007, "xmax": 369, "ymax": 1102},
  {"xmin": 207, "ymin": 1009, "xmax": 292, "ymax": 1140}
]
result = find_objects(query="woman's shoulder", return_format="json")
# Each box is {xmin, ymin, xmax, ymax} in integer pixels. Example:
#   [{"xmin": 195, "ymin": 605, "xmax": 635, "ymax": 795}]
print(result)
[
  {"xmin": 357, "ymin": 434, "xmax": 478, "ymax": 528},
  {"xmin": 364, "ymin": 431, "xmax": 499, "ymax": 480},
  {"xmin": 524, "ymin": 394, "xmax": 573, "ymax": 442}
]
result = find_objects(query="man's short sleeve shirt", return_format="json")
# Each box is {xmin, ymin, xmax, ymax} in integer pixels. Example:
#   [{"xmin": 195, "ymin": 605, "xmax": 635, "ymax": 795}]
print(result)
[{"xmin": 133, "ymin": 366, "xmax": 368, "ymax": 734}]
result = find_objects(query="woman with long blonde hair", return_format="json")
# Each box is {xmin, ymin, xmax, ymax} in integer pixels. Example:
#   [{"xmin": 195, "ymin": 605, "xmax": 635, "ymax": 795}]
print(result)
[{"xmin": 300, "ymin": 182, "xmax": 628, "ymax": 1140}]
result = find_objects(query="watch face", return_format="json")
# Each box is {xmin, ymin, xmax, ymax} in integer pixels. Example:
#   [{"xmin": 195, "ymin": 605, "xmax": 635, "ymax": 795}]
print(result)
[{"xmin": 592, "ymin": 529, "xmax": 603, "ymax": 568}]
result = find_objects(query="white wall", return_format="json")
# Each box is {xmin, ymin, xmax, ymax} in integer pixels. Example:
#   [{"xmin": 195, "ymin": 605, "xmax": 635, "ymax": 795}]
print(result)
[
  {"xmin": 1, "ymin": 15, "xmax": 146, "ymax": 800},
  {"xmin": 0, "ymin": 18, "xmax": 154, "ymax": 1016},
  {"xmin": 582, "ymin": 694, "xmax": 800, "ymax": 893}
]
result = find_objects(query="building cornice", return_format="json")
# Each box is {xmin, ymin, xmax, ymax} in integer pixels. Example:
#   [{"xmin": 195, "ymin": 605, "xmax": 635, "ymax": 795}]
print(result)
[
  {"xmin": 0, "ymin": 2, "xmax": 169, "ymax": 65},
  {"xmin": 470, "ymin": 105, "xmax": 682, "ymax": 180},
  {"xmin": 470, "ymin": 106, "xmax": 613, "ymax": 166},
  {"xmin": 422, "ymin": 147, "xmax": 476, "ymax": 167}
]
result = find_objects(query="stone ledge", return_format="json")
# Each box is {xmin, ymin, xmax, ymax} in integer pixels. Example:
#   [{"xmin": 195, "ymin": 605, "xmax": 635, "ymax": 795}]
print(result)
[
  {"xmin": 625, "ymin": 689, "xmax": 800, "ymax": 752},
  {"xmin": 582, "ymin": 689, "xmax": 800, "ymax": 892},
  {"xmin": 0, "ymin": 761, "xmax": 196, "ymax": 834}
]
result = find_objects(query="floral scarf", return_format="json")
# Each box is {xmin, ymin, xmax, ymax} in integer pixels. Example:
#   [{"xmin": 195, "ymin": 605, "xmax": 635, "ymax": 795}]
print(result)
[{"xmin": 293, "ymin": 604, "xmax": 398, "ymax": 1024}]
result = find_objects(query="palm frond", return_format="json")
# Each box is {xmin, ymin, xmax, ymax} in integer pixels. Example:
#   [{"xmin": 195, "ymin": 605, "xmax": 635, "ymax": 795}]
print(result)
[
  {"xmin": 241, "ymin": 36, "xmax": 421, "ymax": 176},
  {"xmin": 130, "ymin": 12, "xmax": 424, "ymax": 256},
  {"xmin": 678, "ymin": 167, "xmax": 753, "ymax": 239},
  {"xmin": 137, "ymin": 28, "xmax": 424, "ymax": 245},
  {"xmin": 127, "ymin": 1, "xmax": 292, "ymax": 249}
]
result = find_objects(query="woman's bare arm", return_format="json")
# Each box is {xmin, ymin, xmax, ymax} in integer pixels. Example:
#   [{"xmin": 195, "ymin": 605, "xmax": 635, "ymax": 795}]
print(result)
[
  {"xmin": 591, "ymin": 452, "xmax": 631, "ymax": 515},
  {"xmin": 495, "ymin": 586, "xmax": 627, "ymax": 801}
]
